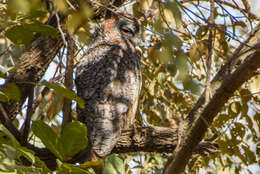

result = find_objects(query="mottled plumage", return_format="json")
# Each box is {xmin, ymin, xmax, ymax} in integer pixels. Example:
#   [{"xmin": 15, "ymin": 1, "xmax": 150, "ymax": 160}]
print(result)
[{"xmin": 75, "ymin": 13, "xmax": 142, "ymax": 161}]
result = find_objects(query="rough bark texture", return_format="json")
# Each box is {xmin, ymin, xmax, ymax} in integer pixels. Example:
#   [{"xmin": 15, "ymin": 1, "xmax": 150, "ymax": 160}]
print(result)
[
  {"xmin": 4, "ymin": 37, "xmax": 63, "ymax": 119},
  {"xmin": 27, "ymin": 126, "xmax": 216, "ymax": 170},
  {"xmin": 164, "ymin": 49, "xmax": 260, "ymax": 174},
  {"xmin": 0, "ymin": 37, "xmax": 63, "ymax": 142},
  {"xmin": 112, "ymin": 126, "xmax": 178, "ymax": 153}
]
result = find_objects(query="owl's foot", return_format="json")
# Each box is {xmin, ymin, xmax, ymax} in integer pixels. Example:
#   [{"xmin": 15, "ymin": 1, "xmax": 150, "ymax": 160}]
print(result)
[
  {"xmin": 80, "ymin": 160, "xmax": 102, "ymax": 168},
  {"xmin": 80, "ymin": 159, "xmax": 103, "ymax": 174}
]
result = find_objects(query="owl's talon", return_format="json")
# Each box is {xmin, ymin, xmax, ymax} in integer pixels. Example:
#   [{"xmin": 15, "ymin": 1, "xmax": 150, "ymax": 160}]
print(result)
[{"xmin": 80, "ymin": 160, "xmax": 102, "ymax": 169}]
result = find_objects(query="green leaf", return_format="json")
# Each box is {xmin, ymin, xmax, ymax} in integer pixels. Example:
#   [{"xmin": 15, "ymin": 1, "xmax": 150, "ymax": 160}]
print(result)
[
  {"xmin": 0, "ymin": 67, "xmax": 15, "ymax": 78},
  {"xmin": 5, "ymin": 23, "xmax": 59, "ymax": 46},
  {"xmin": 0, "ymin": 91, "xmax": 8, "ymax": 102},
  {"xmin": 166, "ymin": 63, "xmax": 177, "ymax": 77},
  {"xmin": 157, "ymin": 72, "xmax": 166, "ymax": 84},
  {"xmin": 231, "ymin": 122, "xmax": 246, "ymax": 139},
  {"xmin": 58, "ymin": 121, "xmax": 88, "ymax": 161},
  {"xmin": 183, "ymin": 76, "xmax": 201, "ymax": 95},
  {"xmin": 148, "ymin": 80, "xmax": 156, "ymax": 96},
  {"xmin": 165, "ymin": 1, "xmax": 182, "ymax": 28},
  {"xmin": 16, "ymin": 147, "xmax": 35, "ymax": 163},
  {"xmin": 157, "ymin": 47, "xmax": 172, "ymax": 65},
  {"xmin": 0, "ymin": 71, "xmax": 7, "ymax": 79},
  {"xmin": 162, "ymin": 33, "xmax": 182, "ymax": 50},
  {"xmin": 31, "ymin": 120, "xmax": 62, "ymax": 159},
  {"xmin": 42, "ymin": 81, "xmax": 85, "ymax": 109},
  {"xmin": 0, "ymin": 124, "xmax": 20, "ymax": 148},
  {"xmin": 241, "ymin": 144, "xmax": 256, "ymax": 164},
  {"xmin": 57, "ymin": 162, "xmax": 92, "ymax": 174},
  {"xmin": 153, "ymin": 18, "xmax": 164, "ymax": 34},
  {"xmin": 175, "ymin": 53, "xmax": 189, "ymax": 79},
  {"xmin": 103, "ymin": 154, "xmax": 125, "ymax": 174},
  {"xmin": 256, "ymin": 143, "xmax": 260, "ymax": 155},
  {"xmin": 1, "ymin": 83, "xmax": 21, "ymax": 102}
]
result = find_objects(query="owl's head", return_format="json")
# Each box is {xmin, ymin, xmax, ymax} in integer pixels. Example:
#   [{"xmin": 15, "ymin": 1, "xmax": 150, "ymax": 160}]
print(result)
[{"xmin": 101, "ymin": 13, "xmax": 142, "ymax": 46}]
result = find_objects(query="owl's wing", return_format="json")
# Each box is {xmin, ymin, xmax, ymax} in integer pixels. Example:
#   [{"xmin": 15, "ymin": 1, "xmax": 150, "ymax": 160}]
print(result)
[{"xmin": 75, "ymin": 44, "xmax": 141, "ymax": 157}]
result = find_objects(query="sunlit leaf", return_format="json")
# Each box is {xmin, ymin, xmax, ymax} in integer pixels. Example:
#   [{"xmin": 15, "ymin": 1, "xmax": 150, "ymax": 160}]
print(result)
[
  {"xmin": 157, "ymin": 72, "xmax": 166, "ymax": 84},
  {"xmin": 76, "ymin": 27, "xmax": 91, "ymax": 44},
  {"xmin": 241, "ymin": 144, "xmax": 256, "ymax": 164},
  {"xmin": 7, "ymin": 0, "xmax": 31, "ymax": 17},
  {"xmin": 16, "ymin": 147, "xmax": 35, "ymax": 163},
  {"xmin": 256, "ymin": 143, "xmax": 260, "ymax": 155},
  {"xmin": 140, "ymin": 0, "xmax": 153, "ymax": 11},
  {"xmin": 0, "ymin": 125, "xmax": 20, "ymax": 148},
  {"xmin": 5, "ymin": 23, "xmax": 59, "ymax": 46},
  {"xmin": 148, "ymin": 80, "xmax": 156, "ymax": 96},
  {"xmin": 253, "ymin": 113, "xmax": 260, "ymax": 130},
  {"xmin": 249, "ymin": 75, "xmax": 260, "ymax": 98},
  {"xmin": 31, "ymin": 120, "xmax": 62, "ymax": 159},
  {"xmin": 233, "ymin": 122, "xmax": 246, "ymax": 139},
  {"xmin": 58, "ymin": 121, "xmax": 88, "ymax": 161},
  {"xmin": 163, "ymin": 8, "xmax": 174, "ymax": 27},
  {"xmin": 158, "ymin": 47, "xmax": 172, "ymax": 65},
  {"xmin": 66, "ymin": 12, "xmax": 84, "ymax": 35},
  {"xmin": 162, "ymin": 33, "xmax": 182, "ymax": 50},
  {"xmin": 57, "ymin": 162, "xmax": 91, "ymax": 174},
  {"xmin": 103, "ymin": 154, "xmax": 125, "ymax": 174},
  {"xmin": 213, "ymin": 114, "xmax": 229, "ymax": 127},
  {"xmin": 166, "ymin": 63, "xmax": 177, "ymax": 77},
  {"xmin": 0, "ymin": 71, "xmax": 7, "ymax": 79},
  {"xmin": 54, "ymin": 0, "xmax": 68, "ymax": 13},
  {"xmin": 0, "ymin": 91, "xmax": 8, "ymax": 102},
  {"xmin": 165, "ymin": 1, "xmax": 182, "ymax": 28},
  {"xmin": 230, "ymin": 102, "xmax": 241, "ymax": 115},
  {"xmin": 42, "ymin": 81, "xmax": 85, "ymax": 109},
  {"xmin": 189, "ymin": 40, "xmax": 207, "ymax": 62},
  {"xmin": 153, "ymin": 18, "xmax": 164, "ymax": 34},
  {"xmin": 1, "ymin": 83, "xmax": 21, "ymax": 102},
  {"xmin": 196, "ymin": 26, "xmax": 208, "ymax": 39},
  {"xmin": 183, "ymin": 76, "xmax": 201, "ymax": 95}
]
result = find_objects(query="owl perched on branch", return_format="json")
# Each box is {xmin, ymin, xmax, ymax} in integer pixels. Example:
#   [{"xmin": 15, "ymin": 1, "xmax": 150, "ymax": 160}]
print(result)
[{"xmin": 75, "ymin": 13, "xmax": 142, "ymax": 162}]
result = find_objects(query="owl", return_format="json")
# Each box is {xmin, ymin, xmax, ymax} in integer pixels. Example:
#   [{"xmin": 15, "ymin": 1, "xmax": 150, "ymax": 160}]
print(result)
[{"xmin": 75, "ymin": 13, "xmax": 142, "ymax": 162}]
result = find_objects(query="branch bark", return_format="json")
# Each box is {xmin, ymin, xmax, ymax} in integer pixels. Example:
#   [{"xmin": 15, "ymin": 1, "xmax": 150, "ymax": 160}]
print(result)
[
  {"xmin": 62, "ymin": 38, "xmax": 75, "ymax": 128},
  {"xmin": 27, "ymin": 126, "xmax": 217, "ymax": 170},
  {"xmin": 163, "ymin": 48, "xmax": 260, "ymax": 174}
]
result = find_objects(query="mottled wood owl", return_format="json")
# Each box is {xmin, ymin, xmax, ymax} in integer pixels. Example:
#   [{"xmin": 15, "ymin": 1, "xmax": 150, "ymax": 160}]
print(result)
[{"xmin": 75, "ymin": 13, "xmax": 142, "ymax": 162}]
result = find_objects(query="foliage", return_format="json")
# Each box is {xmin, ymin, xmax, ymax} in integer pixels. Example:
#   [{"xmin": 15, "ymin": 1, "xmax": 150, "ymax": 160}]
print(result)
[{"xmin": 0, "ymin": 0, "xmax": 259, "ymax": 173}]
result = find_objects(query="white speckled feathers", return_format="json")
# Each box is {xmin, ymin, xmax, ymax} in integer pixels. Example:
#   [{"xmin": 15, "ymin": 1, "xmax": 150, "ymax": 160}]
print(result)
[{"xmin": 75, "ymin": 13, "xmax": 142, "ymax": 159}]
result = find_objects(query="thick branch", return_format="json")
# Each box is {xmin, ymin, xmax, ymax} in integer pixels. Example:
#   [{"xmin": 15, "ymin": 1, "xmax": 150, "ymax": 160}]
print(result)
[
  {"xmin": 3, "ymin": 37, "xmax": 63, "ymax": 119},
  {"xmin": 113, "ymin": 126, "xmax": 178, "ymax": 153},
  {"xmin": 27, "ymin": 126, "xmax": 217, "ymax": 170},
  {"xmin": 164, "ymin": 49, "xmax": 260, "ymax": 174}
]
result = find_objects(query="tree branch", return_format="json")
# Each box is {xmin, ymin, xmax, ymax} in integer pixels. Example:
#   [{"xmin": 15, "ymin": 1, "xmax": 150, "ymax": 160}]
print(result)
[
  {"xmin": 163, "ymin": 48, "xmax": 260, "ymax": 174},
  {"xmin": 20, "ymin": 87, "xmax": 34, "ymax": 145},
  {"xmin": 62, "ymin": 38, "xmax": 75, "ymax": 128},
  {"xmin": 26, "ymin": 126, "xmax": 217, "ymax": 170}
]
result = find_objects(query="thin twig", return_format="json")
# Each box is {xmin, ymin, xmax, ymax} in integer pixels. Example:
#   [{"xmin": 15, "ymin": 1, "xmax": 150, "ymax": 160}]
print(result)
[
  {"xmin": 61, "ymin": 38, "xmax": 75, "ymax": 128},
  {"xmin": 56, "ymin": 12, "xmax": 67, "ymax": 47},
  {"xmin": 205, "ymin": 0, "xmax": 215, "ymax": 103},
  {"xmin": 20, "ymin": 87, "xmax": 34, "ymax": 145},
  {"xmin": 228, "ymin": 23, "xmax": 260, "ymax": 70}
]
